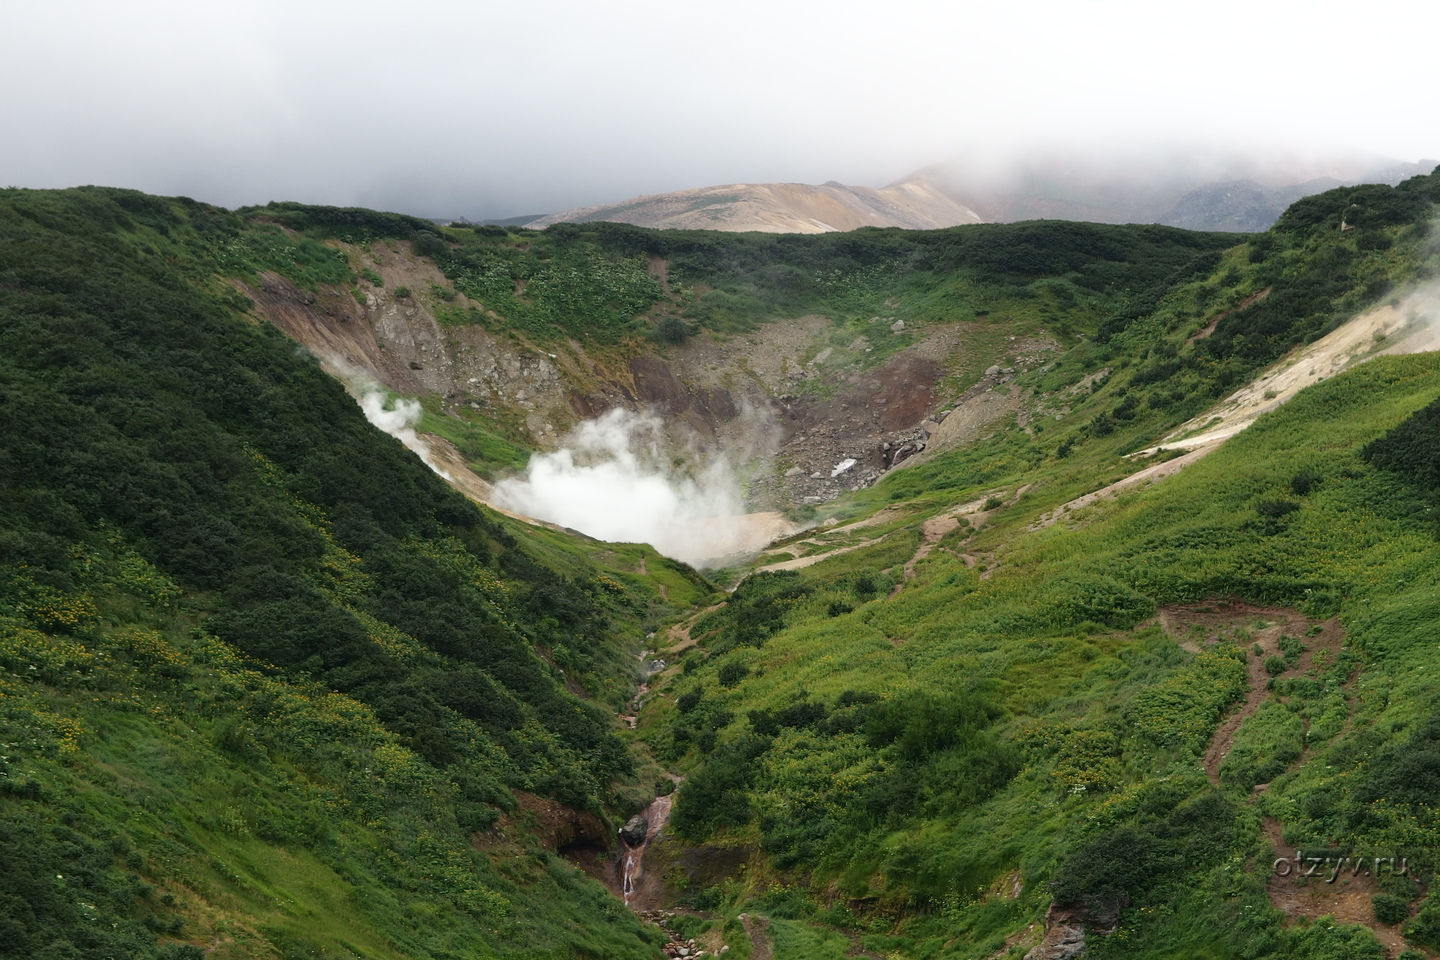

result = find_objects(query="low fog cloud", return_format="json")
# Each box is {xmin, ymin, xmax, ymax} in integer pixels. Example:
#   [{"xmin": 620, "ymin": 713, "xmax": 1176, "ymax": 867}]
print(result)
[
  {"xmin": 1397, "ymin": 225, "xmax": 1440, "ymax": 351},
  {"xmin": 492, "ymin": 409, "xmax": 753, "ymax": 566},
  {"xmin": 2, "ymin": 1, "xmax": 1437, "ymax": 219}
]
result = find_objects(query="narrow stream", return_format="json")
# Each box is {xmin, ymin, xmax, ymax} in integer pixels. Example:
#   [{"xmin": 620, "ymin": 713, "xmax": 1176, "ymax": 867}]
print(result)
[{"xmin": 614, "ymin": 648, "xmax": 679, "ymax": 908}]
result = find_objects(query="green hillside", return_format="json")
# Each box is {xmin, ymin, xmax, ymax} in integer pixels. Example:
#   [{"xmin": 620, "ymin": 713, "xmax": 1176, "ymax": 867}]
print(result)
[
  {"xmin": 642, "ymin": 168, "xmax": 1440, "ymax": 959},
  {"xmin": 1, "ymin": 166, "xmax": 1438, "ymax": 959},
  {"xmin": 0, "ymin": 187, "xmax": 704, "ymax": 959}
]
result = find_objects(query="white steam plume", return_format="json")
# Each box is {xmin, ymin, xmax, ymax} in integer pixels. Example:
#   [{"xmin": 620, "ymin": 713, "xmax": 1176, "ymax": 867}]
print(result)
[
  {"xmin": 357, "ymin": 391, "xmax": 450, "ymax": 479},
  {"xmin": 316, "ymin": 352, "xmax": 453, "ymax": 480},
  {"xmin": 1397, "ymin": 281, "xmax": 1440, "ymax": 353},
  {"xmin": 492, "ymin": 409, "xmax": 754, "ymax": 566}
]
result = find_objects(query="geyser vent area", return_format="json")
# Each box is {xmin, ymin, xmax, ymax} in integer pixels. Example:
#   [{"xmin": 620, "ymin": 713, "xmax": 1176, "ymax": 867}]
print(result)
[{"xmin": 493, "ymin": 409, "xmax": 789, "ymax": 567}]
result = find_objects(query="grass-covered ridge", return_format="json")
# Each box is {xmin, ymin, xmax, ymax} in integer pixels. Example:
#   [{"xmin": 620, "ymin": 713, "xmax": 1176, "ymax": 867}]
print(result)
[
  {"xmin": 249, "ymin": 198, "xmax": 1241, "ymax": 351},
  {"xmin": 650, "ymin": 355, "xmax": 1440, "ymax": 959}
]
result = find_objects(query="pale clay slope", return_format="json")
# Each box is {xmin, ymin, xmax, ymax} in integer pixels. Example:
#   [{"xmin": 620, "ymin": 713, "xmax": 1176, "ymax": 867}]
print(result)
[
  {"xmin": 1034, "ymin": 283, "xmax": 1440, "ymax": 529},
  {"xmin": 1138, "ymin": 283, "xmax": 1440, "ymax": 457},
  {"xmin": 527, "ymin": 176, "xmax": 984, "ymax": 234}
]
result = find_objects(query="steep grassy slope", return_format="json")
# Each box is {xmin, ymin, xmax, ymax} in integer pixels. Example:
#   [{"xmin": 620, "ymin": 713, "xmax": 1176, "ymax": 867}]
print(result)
[
  {"xmin": 638, "ymin": 169, "xmax": 1440, "ymax": 959},
  {"xmin": 0, "ymin": 187, "xmax": 716, "ymax": 959}
]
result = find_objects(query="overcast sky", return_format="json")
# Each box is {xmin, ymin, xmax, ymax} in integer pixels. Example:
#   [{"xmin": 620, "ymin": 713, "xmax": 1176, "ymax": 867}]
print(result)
[{"xmin": 3, "ymin": 0, "xmax": 1437, "ymax": 219}]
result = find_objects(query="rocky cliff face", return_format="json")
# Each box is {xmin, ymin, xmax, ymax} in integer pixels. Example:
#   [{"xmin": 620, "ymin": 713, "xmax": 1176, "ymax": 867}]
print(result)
[{"xmin": 242, "ymin": 240, "xmax": 1052, "ymax": 520}]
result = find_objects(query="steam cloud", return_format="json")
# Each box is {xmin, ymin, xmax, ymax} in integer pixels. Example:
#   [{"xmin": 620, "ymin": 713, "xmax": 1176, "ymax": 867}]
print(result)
[
  {"xmin": 320, "ymin": 352, "xmax": 453, "ymax": 480},
  {"xmin": 357, "ymin": 391, "xmax": 451, "ymax": 479},
  {"xmin": 492, "ymin": 409, "xmax": 755, "ymax": 566},
  {"xmin": 1398, "ymin": 281, "xmax": 1440, "ymax": 352}
]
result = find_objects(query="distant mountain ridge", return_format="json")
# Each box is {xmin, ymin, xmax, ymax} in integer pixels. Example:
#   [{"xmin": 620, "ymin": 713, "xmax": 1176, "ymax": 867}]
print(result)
[
  {"xmin": 517, "ymin": 155, "xmax": 1437, "ymax": 234},
  {"xmin": 524, "ymin": 178, "xmax": 984, "ymax": 233}
]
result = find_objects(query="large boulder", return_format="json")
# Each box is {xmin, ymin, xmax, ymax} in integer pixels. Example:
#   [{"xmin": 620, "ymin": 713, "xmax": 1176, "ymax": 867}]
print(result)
[{"xmin": 619, "ymin": 814, "xmax": 649, "ymax": 847}]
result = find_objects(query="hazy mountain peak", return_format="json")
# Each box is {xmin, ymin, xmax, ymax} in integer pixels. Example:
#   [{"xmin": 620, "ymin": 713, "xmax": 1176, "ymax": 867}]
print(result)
[
  {"xmin": 520, "ymin": 151, "xmax": 1437, "ymax": 234},
  {"xmin": 525, "ymin": 176, "xmax": 984, "ymax": 233}
]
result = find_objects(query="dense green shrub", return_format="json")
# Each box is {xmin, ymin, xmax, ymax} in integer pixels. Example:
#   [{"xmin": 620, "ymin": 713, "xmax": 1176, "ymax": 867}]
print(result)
[
  {"xmin": 670, "ymin": 734, "xmax": 770, "ymax": 837},
  {"xmin": 412, "ymin": 230, "xmax": 449, "ymax": 258},
  {"xmin": 653, "ymin": 315, "xmax": 690, "ymax": 344},
  {"xmin": 717, "ymin": 661, "xmax": 749, "ymax": 687},
  {"xmin": 1050, "ymin": 790, "xmax": 1240, "ymax": 911},
  {"xmin": 1374, "ymin": 893, "xmax": 1410, "ymax": 925},
  {"xmin": 0, "ymin": 187, "xmax": 659, "ymax": 957}
]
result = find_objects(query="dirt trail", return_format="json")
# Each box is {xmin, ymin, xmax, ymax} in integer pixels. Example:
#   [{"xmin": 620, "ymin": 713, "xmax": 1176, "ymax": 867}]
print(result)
[
  {"xmin": 1263, "ymin": 818, "xmax": 1412, "ymax": 958},
  {"xmin": 740, "ymin": 915, "xmax": 772, "ymax": 960},
  {"xmin": 888, "ymin": 492, "xmax": 1019, "ymax": 592},
  {"xmin": 661, "ymin": 603, "xmax": 723, "ymax": 655},
  {"xmin": 1188, "ymin": 287, "xmax": 1272, "ymax": 344},
  {"xmin": 902, "ymin": 514, "xmax": 961, "ymax": 581},
  {"xmin": 753, "ymin": 504, "xmax": 917, "ymax": 572},
  {"xmin": 754, "ymin": 535, "xmax": 887, "ymax": 573},
  {"xmin": 899, "ymin": 497, "xmax": 989, "ymax": 581},
  {"xmin": 1171, "ymin": 603, "xmax": 1316, "ymax": 784},
  {"xmin": 1157, "ymin": 601, "xmax": 1342, "ymax": 785}
]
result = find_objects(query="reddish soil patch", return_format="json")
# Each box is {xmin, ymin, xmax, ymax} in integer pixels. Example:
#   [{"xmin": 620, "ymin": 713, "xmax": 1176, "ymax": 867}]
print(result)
[
  {"xmin": 478, "ymin": 791, "xmax": 614, "ymax": 889},
  {"xmin": 620, "ymin": 794, "xmax": 676, "ymax": 911},
  {"xmin": 628, "ymin": 355, "xmax": 739, "ymax": 430},
  {"xmin": 777, "ymin": 352, "xmax": 945, "ymax": 493},
  {"xmin": 629, "ymin": 836, "xmax": 753, "ymax": 916},
  {"xmin": 873, "ymin": 355, "xmax": 944, "ymax": 431}
]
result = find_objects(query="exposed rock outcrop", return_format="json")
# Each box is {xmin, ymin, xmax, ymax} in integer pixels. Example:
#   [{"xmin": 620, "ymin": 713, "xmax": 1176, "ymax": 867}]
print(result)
[
  {"xmin": 243, "ymin": 237, "xmax": 1062, "ymax": 523},
  {"xmin": 1023, "ymin": 900, "xmax": 1123, "ymax": 960}
]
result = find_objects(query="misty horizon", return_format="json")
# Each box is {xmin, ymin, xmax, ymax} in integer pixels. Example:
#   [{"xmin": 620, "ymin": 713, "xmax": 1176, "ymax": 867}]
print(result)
[{"xmin": 4, "ymin": 1, "xmax": 1438, "ymax": 221}]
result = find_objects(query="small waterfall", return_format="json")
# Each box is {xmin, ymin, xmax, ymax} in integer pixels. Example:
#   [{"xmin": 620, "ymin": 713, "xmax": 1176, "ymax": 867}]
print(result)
[
  {"xmin": 622, "ymin": 849, "xmax": 638, "ymax": 899},
  {"xmin": 619, "ymin": 793, "xmax": 674, "ymax": 908}
]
